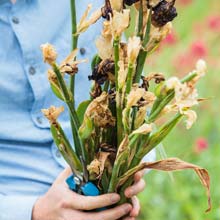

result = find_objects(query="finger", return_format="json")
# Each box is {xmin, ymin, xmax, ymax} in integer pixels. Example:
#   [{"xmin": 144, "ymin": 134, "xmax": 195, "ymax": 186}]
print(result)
[
  {"xmin": 134, "ymin": 170, "xmax": 145, "ymax": 183},
  {"xmin": 65, "ymin": 192, "xmax": 121, "ymax": 210},
  {"xmin": 89, "ymin": 203, "xmax": 132, "ymax": 220},
  {"xmin": 130, "ymin": 196, "xmax": 140, "ymax": 217},
  {"xmin": 55, "ymin": 167, "xmax": 72, "ymax": 184},
  {"xmin": 122, "ymin": 217, "xmax": 136, "ymax": 220},
  {"xmin": 124, "ymin": 179, "xmax": 146, "ymax": 198}
]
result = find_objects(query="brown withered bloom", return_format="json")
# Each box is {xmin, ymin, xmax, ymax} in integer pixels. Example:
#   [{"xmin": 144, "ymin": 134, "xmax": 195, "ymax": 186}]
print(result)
[
  {"xmin": 90, "ymin": 82, "xmax": 102, "ymax": 99},
  {"xmin": 123, "ymin": 0, "xmax": 140, "ymax": 6},
  {"xmin": 41, "ymin": 106, "xmax": 64, "ymax": 125},
  {"xmin": 141, "ymin": 73, "xmax": 165, "ymax": 90},
  {"xmin": 85, "ymin": 92, "xmax": 116, "ymax": 128},
  {"xmin": 89, "ymin": 59, "xmax": 115, "ymax": 85},
  {"xmin": 102, "ymin": 0, "xmax": 113, "ymax": 20},
  {"xmin": 150, "ymin": 0, "xmax": 178, "ymax": 28}
]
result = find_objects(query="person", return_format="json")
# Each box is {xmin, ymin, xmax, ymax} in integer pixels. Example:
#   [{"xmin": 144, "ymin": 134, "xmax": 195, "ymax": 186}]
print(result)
[{"xmin": 0, "ymin": 0, "xmax": 155, "ymax": 219}]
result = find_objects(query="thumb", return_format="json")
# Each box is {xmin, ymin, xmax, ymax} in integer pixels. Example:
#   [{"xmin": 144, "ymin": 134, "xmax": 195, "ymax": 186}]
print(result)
[{"xmin": 55, "ymin": 166, "xmax": 72, "ymax": 184}]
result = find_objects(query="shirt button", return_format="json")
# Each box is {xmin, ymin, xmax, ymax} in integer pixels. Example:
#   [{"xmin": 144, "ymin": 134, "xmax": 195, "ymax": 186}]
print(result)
[
  {"xmin": 29, "ymin": 66, "xmax": 36, "ymax": 75},
  {"xmin": 55, "ymin": 150, "xmax": 61, "ymax": 158},
  {"xmin": 80, "ymin": 47, "xmax": 86, "ymax": 55},
  {"xmin": 36, "ymin": 116, "xmax": 43, "ymax": 125},
  {"xmin": 12, "ymin": 16, "xmax": 19, "ymax": 24}
]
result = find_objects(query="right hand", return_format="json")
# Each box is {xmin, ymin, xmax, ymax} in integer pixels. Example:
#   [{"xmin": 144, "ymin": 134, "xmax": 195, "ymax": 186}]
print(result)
[{"xmin": 32, "ymin": 167, "xmax": 132, "ymax": 220}]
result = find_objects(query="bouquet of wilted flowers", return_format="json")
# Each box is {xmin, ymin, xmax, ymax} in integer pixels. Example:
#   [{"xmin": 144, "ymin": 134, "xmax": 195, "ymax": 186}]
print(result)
[{"xmin": 41, "ymin": 0, "xmax": 211, "ymax": 212}]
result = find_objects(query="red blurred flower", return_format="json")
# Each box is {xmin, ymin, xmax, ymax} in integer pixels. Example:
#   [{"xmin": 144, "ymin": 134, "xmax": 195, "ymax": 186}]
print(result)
[
  {"xmin": 208, "ymin": 15, "xmax": 220, "ymax": 32},
  {"xmin": 163, "ymin": 31, "xmax": 178, "ymax": 45},
  {"xmin": 194, "ymin": 137, "xmax": 209, "ymax": 153},
  {"xmin": 178, "ymin": 0, "xmax": 193, "ymax": 6},
  {"xmin": 190, "ymin": 41, "xmax": 208, "ymax": 58}
]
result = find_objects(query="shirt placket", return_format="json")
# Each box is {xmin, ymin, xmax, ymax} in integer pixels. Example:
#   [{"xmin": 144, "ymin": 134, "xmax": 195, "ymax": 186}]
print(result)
[{"xmin": 9, "ymin": 1, "xmax": 49, "ymax": 129}]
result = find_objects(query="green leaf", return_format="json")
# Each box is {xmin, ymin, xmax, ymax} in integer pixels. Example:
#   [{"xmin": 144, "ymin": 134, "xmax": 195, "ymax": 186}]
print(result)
[
  {"xmin": 76, "ymin": 100, "xmax": 91, "ymax": 124},
  {"xmin": 50, "ymin": 82, "xmax": 64, "ymax": 101},
  {"xmin": 79, "ymin": 116, "xmax": 94, "ymax": 140}
]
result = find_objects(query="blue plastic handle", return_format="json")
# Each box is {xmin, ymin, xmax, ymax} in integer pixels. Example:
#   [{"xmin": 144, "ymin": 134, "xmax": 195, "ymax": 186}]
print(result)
[{"xmin": 66, "ymin": 175, "xmax": 100, "ymax": 196}]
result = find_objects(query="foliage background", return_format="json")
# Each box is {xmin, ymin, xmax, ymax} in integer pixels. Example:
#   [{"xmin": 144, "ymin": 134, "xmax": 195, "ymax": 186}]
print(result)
[{"xmin": 137, "ymin": 0, "xmax": 220, "ymax": 219}]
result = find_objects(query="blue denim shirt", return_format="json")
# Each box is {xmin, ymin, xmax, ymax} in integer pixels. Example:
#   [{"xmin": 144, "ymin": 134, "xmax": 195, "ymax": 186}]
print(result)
[{"xmin": 0, "ymin": 1, "xmax": 155, "ymax": 219}]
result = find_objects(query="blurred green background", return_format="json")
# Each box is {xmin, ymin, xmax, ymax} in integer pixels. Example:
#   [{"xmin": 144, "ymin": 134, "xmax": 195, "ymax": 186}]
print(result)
[{"xmin": 138, "ymin": 0, "xmax": 220, "ymax": 219}]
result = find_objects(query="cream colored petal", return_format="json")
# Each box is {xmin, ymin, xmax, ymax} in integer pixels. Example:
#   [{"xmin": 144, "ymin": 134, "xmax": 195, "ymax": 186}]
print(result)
[
  {"xmin": 41, "ymin": 106, "xmax": 64, "ymax": 124},
  {"xmin": 183, "ymin": 110, "xmax": 197, "ymax": 129},
  {"xmin": 127, "ymin": 36, "xmax": 141, "ymax": 64},
  {"xmin": 110, "ymin": 9, "xmax": 130, "ymax": 38},
  {"xmin": 196, "ymin": 59, "xmax": 207, "ymax": 77},
  {"xmin": 110, "ymin": 0, "xmax": 123, "ymax": 11},
  {"xmin": 132, "ymin": 123, "xmax": 153, "ymax": 135},
  {"xmin": 77, "ymin": 5, "xmax": 102, "ymax": 34},
  {"xmin": 41, "ymin": 43, "xmax": 57, "ymax": 65},
  {"xmin": 96, "ymin": 36, "xmax": 113, "ymax": 60}
]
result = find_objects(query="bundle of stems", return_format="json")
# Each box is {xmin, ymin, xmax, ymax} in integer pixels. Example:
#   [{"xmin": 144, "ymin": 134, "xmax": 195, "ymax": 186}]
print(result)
[{"xmin": 41, "ymin": 0, "xmax": 211, "ymax": 213}]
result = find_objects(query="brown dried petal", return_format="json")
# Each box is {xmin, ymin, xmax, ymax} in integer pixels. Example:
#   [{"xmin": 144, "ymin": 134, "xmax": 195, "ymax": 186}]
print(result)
[{"xmin": 41, "ymin": 106, "xmax": 64, "ymax": 124}]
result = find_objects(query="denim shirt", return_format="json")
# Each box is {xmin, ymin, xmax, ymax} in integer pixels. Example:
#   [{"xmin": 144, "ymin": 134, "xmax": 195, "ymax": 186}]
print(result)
[{"xmin": 0, "ymin": 1, "xmax": 155, "ymax": 219}]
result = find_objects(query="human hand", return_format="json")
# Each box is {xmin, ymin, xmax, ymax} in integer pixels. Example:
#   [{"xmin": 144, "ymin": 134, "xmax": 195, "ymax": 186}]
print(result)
[
  {"xmin": 123, "ymin": 170, "xmax": 146, "ymax": 220},
  {"xmin": 32, "ymin": 167, "xmax": 132, "ymax": 220}
]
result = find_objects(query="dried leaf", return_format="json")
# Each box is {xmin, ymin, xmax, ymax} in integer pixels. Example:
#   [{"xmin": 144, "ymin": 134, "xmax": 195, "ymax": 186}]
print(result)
[{"xmin": 118, "ymin": 158, "xmax": 211, "ymax": 212}]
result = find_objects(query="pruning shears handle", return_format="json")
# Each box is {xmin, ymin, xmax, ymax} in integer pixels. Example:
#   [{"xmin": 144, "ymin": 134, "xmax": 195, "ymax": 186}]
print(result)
[{"xmin": 66, "ymin": 174, "xmax": 100, "ymax": 196}]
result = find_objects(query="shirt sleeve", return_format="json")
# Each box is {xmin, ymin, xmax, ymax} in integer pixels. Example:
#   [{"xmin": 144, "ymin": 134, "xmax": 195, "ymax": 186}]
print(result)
[{"xmin": 0, "ymin": 195, "xmax": 38, "ymax": 220}]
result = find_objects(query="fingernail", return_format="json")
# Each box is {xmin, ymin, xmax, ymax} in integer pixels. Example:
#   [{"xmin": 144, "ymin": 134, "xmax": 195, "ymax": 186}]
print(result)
[{"xmin": 111, "ymin": 194, "xmax": 120, "ymax": 203}]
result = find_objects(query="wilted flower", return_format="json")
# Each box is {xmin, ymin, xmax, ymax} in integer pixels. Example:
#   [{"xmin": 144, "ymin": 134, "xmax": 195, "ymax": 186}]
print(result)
[
  {"xmin": 151, "ymin": 0, "xmax": 177, "ymax": 28},
  {"xmin": 196, "ymin": 59, "xmax": 207, "ymax": 78},
  {"xmin": 147, "ymin": 22, "xmax": 172, "ymax": 52},
  {"xmin": 127, "ymin": 85, "xmax": 156, "ymax": 108},
  {"xmin": 41, "ymin": 43, "xmax": 57, "ymax": 65},
  {"xmin": 41, "ymin": 106, "xmax": 64, "ymax": 124},
  {"xmin": 127, "ymin": 36, "xmax": 141, "ymax": 64},
  {"xmin": 110, "ymin": 9, "xmax": 130, "ymax": 38},
  {"xmin": 85, "ymin": 92, "xmax": 115, "ymax": 127},
  {"xmin": 110, "ymin": 0, "xmax": 123, "ymax": 11},
  {"xmin": 47, "ymin": 69, "xmax": 57, "ymax": 84},
  {"xmin": 60, "ymin": 49, "xmax": 87, "ymax": 75},
  {"xmin": 183, "ymin": 109, "xmax": 197, "ymax": 129},
  {"xmin": 96, "ymin": 36, "xmax": 113, "ymax": 60},
  {"xmin": 132, "ymin": 123, "xmax": 153, "ymax": 135},
  {"xmin": 77, "ymin": 4, "xmax": 102, "ymax": 35},
  {"xmin": 118, "ymin": 60, "xmax": 128, "ymax": 89}
]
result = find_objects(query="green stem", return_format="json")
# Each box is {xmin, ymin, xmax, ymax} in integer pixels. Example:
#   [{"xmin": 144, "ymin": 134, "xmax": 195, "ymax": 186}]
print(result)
[
  {"xmin": 114, "ymin": 37, "xmax": 123, "ymax": 146},
  {"xmin": 137, "ymin": 0, "xmax": 144, "ymax": 40},
  {"xmin": 134, "ymin": 10, "xmax": 151, "ymax": 83},
  {"xmin": 70, "ymin": 0, "xmax": 79, "ymax": 102},
  {"xmin": 125, "ymin": 63, "xmax": 134, "ymax": 95},
  {"xmin": 53, "ymin": 64, "xmax": 87, "ymax": 167}
]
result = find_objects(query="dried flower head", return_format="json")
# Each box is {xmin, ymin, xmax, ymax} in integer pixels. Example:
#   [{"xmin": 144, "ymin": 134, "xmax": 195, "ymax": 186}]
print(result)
[
  {"xmin": 110, "ymin": 0, "xmax": 123, "ymax": 11},
  {"xmin": 127, "ymin": 85, "xmax": 156, "ymax": 108},
  {"xmin": 150, "ymin": 0, "xmax": 177, "ymax": 28},
  {"xmin": 85, "ymin": 92, "xmax": 115, "ymax": 127},
  {"xmin": 41, "ymin": 43, "xmax": 57, "ymax": 65},
  {"xmin": 96, "ymin": 36, "xmax": 113, "ymax": 60},
  {"xmin": 110, "ymin": 9, "xmax": 130, "ymax": 38},
  {"xmin": 47, "ymin": 69, "xmax": 57, "ymax": 84},
  {"xmin": 77, "ymin": 4, "xmax": 102, "ymax": 35},
  {"xmin": 41, "ymin": 106, "xmax": 64, "ymax": 124},
  {"xmin": 127, "ymin": 36, "xmax": 141, "ymax": 64},
  {"xmin": 60, "ymin": 49, "xmax": 87, "ymax": 75},
  {"xmin": 147, "ymin": 22, "xmax": 172, "ymax": 52}
]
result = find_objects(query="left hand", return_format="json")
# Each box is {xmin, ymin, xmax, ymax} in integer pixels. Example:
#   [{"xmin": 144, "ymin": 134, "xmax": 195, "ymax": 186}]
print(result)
[{"xmin": 122, "ymin": 170, "xmax": 146, "ymax": 220}]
